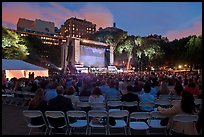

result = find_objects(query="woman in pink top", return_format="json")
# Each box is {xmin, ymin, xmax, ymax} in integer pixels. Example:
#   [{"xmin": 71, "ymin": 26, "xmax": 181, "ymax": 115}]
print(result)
[{"xmin": 184, "ymin": 79, "xmax": 199, "ymax": 95}]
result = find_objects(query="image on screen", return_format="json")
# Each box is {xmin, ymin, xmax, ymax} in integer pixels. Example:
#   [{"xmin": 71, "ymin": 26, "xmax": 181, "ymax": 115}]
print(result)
[{"xmin": 80, "ymin": 45, "xmax": 105, "ymax": 67}]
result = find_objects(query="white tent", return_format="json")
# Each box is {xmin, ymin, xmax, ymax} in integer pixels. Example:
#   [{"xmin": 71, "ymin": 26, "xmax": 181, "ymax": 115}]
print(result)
[{"xmin": 2, "ymin": 59, "xmax": 49, "ymax": 79}]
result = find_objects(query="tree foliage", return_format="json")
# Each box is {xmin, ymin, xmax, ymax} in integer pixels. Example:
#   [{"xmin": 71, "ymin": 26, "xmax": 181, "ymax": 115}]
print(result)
[
  {"xmin": 82, "ymin": 27, "xmax": 128, "ymax": 52},
  {"xmin": 185, "ymin": 35, "xmax": 202, "ymax": 65},
  {"xmin": 2, "ymin": 26, "xmax": 29, "ymax": 60}
]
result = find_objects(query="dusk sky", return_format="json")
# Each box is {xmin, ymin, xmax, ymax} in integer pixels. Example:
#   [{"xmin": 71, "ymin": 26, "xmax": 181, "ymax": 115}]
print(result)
[{"xmin": 2, "ymin": 2, "xmax": 202, "ymax": 41}]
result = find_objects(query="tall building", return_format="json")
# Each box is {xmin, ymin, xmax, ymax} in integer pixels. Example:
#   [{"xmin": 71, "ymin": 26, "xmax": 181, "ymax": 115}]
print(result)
[
  {"xmin": 17, "ymin": 18, "xmax": 34, "ymax": 32},
  {"xmin": 60, "ymin": 17, "xmax": 96, "ymax": 38},
  {"xmin": 17, "ymin": 18, "xmax": 55, "ymax": 36}
]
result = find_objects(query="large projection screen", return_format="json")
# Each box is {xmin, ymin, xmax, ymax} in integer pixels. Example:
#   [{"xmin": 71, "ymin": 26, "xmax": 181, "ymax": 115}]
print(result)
[{"xmin": 80, "ymin": 45, "xmax": 105, "ymax": 67}]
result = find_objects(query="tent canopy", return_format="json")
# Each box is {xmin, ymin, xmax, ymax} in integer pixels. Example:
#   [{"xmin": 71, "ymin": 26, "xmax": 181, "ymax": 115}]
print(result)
[
  {"xmin": 2, "ymin": 59, "xmax": 48, "ymax": 70},
  {"xmin": 2, "ymin": 59, "xmax": 49, "ymax": 79}
]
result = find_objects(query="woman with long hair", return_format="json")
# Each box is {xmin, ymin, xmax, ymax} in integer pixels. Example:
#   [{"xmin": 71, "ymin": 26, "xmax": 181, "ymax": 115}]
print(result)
[
  {"xmin": 88, "ymin": 87, "xmax": 105, "ymax": 103},
  {"xmin": 158, "ymin": 91, "xmax": 198, "ymax": 135},
  {"xmin": 28, "ymin": 88, "xmax": 48, "ymax": 125}
]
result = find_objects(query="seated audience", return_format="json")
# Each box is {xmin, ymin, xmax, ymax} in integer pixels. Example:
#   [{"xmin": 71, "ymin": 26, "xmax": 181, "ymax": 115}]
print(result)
[
  {"xmin": 139, "ymin": 83, "xmax": 155, "ymax": 111},
  {"xmin": 28, "ymin": 88, "xmax": 48, "ymax": 125},
  {"xmin": 158, "ymin": 91, "xmax": 198, "ymax": 135}
]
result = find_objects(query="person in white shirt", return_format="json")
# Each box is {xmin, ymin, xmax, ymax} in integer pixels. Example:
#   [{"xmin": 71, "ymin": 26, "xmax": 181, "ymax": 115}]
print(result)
[
  {"xmin": 64, "ymin": 86, "xmax": 80, "ymax": 109},
  {"xmin": 89, "ymin": 87, "xmax": 105, "ymax": 103}
]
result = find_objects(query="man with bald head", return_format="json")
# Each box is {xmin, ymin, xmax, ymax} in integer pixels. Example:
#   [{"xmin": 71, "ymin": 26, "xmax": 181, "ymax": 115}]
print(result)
[
  {"xmin": 47, "ymin": 86, "xmax": 74, "ymax": 131},
  {"xmin": 48, "ymin": 85, "xmax": 74, "ymax": 112}
]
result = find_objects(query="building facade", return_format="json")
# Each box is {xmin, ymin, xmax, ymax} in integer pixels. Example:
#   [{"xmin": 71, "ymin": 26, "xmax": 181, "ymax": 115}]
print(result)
[
  {"xmin": 60, "ymin": 17, "xmax": 96, "ymax": 38},
  {"xmin": 17, "ymin": 18, "xmax": 57, "ymax": 36}
]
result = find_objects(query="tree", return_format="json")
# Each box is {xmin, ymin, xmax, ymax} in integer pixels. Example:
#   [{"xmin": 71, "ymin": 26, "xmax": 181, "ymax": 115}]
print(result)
[
  {"xmin": 2, "ymin": 26, "xmax": 29, "ymax": 60},
  {"xmin": 141, "ymin": 37, "xmax": 165, "ymax": 68},
  {"xmin": 185, "ymin": 35, "xmax": 202, "ymax": 70},
  {"xmin": 117, "ymin": 35, "xmax": 135, "ymax": 69},
  {"xmin": 82, "ymin": 27, "xmax": 128, "ymax": 53}
]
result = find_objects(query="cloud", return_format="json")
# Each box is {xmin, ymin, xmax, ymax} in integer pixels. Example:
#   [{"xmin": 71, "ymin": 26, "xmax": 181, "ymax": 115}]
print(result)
[
  {"xmin": 164, "ymin": 20, "xmax": 202, "ymax": 41},
  {"xmin": 2, "ymin": 2, "xmax": 113, "ymax": 30}
]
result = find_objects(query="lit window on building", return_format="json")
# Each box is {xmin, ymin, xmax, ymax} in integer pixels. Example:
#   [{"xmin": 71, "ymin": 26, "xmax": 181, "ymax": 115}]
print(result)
[
  {"xmin": 73, "ymin": 24, "xmax": 75, "ymax": 27},
  {"xmin": 86, "ymin": 28, "xmax": 88, "ymax": 30},
  {"xmin": 73, "ymin": 34, "xmax": 75, "ymax": 37}
]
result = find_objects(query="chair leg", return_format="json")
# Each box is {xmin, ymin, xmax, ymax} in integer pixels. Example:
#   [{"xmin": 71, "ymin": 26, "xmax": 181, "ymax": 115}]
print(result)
[
  {"xmin": 85, "ymin": 126, "xmax": 88, "ymax": 135},
  {"xmin": 28, "ymin": 128, "xmax": 32, "ymax": 135},
  {"xmin": 124, "ymin": 127, "xmax": 127, "ymax": 135}
]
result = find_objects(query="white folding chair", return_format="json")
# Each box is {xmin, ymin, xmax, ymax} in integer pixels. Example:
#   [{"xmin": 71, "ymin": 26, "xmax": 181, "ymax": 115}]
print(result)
[
  {"xmin": 76, "ymin": 101, "xmax": 91, "ymax": 112},
  {"xmin": 79, "ymin": 96, "xmax": 89, "ymax": 102},
  {"xmin": 169, "ymin": 114, "xmax": 198, "ymax": 135},
  {"xmin": 155, "ymin": 99, "xmax": 171, "ymax": 108},
  {"xmin": 122, "ymin": 101, "xmax": 138, "ymax": 113},
  {"xmin": 170, "ymin": 99, "xmax": 181, "ymax": 107},
  {"xmin": 66, "ymin": 110, "xmax": 88, "ymax": 135},
  {"xmin": 108, "ymin": 110, "xmax": 129, "ymax": 135},
  {"xmin": 148, "ymin": 111, "xmax": 168, "ymax": 135},
  {"xmin": 44, "ymin": 111, "xmax": 68, "ymax": 135},
  {"xmin": 129, "ymin": 112, "xmax": 151, "ymax": 135},
  {"xmin": 107, "ymin": 96, "xmax": 121, "ymax": 101},
  {"xmin": 107, "ymin": 101, "xmax": 123, "ymax": 111},
  {"xmin": 22, "ymin": 110, "xmax": 48, "ymax": 135},
  {"xmin": 88, "ymin": 110, "xmax": 108, "ymax": 135},
  {"xmin": 139, "ymin": 102, "xmax": 155, "ymax": 112},
  {"xmin": 90, "ymin": 102, "xmax": 106, "ymax": 110}
]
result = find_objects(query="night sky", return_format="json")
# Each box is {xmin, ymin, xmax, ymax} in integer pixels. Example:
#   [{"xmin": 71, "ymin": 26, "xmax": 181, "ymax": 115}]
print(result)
[{"xmin": 2, "ymin": 2, "xmax": 202, "ymax": 41}]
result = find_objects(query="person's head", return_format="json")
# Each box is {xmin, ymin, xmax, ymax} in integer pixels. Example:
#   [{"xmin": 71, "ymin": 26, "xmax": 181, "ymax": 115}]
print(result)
[
  {"xmin": 91, "ymin": 87, "xmax": 102, "ymax": 96},
  {"xmin": 65, "ymin": 86, "xmax": 76, "ymax": 95},
  {"xmin": 188, "ymin": 79, "xmax": 196, "ymax": 88},
  {"xmin": 181, "ymin": 91, "xmax": 196, "ymax": 114},
  {"xmin": 56, "ymin": 86, "xmax": 64, "ymax": 95},
  {"xmin": 29, "ymin": 88, "xmax": 44, "ymax": 107},
  {"xmin": 126, "ymin": 85, "xmax": 133, "ymax": 92},
  {"xmin": 35, "ymin": 88, "xmax": 44, "ymax": 99},
  {"xmin": 174, "ymin": 81, "xmax": 183, "ymax": 96},
  {"xmin": 143, "ymin": 83, "xmax": 151, "ymax": 93},
  {"xmin": 109, "ymin": 80, "xmax": 115, "ymax": 88}
]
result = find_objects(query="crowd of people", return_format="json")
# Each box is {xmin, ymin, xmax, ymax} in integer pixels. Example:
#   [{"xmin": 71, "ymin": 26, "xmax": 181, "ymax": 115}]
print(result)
[{"xmin": 2, "ymin": 70, "xmax": 202, "ymax": 135}]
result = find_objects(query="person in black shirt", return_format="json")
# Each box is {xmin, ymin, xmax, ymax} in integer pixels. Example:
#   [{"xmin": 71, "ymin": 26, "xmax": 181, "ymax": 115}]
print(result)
[{"xmin": 121, "ymin": 85, "xmax": 139, "ymax": 113}]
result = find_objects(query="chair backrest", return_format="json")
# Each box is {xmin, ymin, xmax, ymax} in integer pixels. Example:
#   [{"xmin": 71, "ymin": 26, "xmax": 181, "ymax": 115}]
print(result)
[
  {"xmin": 23, "ymin": 110, "xmax": 47, "ymax": 127},
  {"xmin": 194, "ymin": 99, "xmax": 202, "ymax": 105},
  {"xmin": 173, "ymin": 114, "xmax": 198, "ymax": 123},
  {"xmin": 79, "ymin": 96, "xmax": 89, "ymax": 102},
  {"xmin": 109, "ymin": 110, "xmax": 129, "ymax": 118},
  {"xmin": 107, "ymin": 96, "xmax": 121, "ymax": 101},
  {"xmin": 122, "ymin": 101, "xmax": 138, "ymax": 107},
  {"xmin": 23, "ymin": 110, "xmax": 43, "ymax": 118},
  {"xmin": 150, "ymin": 111, "xmax": 167, "ymax": 119},
  {"xmin": 88, "ymin": 110, "xmax": 108, "ymax": 118},
  {"xmin": 171, "ymin": 100, "xmax": 181, "ymax": 106},
  {"xmin": 90, "ymin": 102, "xmax": 106, "ymax": 110},
  {"xmin": 155, "ymin": 99, "xmax": 171, "ymax": 107},
  {"xmin": 107, "ymin": 101, "xmax": 123, "ymax": 109},
  {"xmin": 76, "ymin": 101, "xmax": 90, "ymax": 109},
  {"xmin": 44, "ymin": 111, "xmax": 68, "ymax": 128},
  {"xmin": 130, "ymin": 112, "xmax": 151, "ymax": 120},
  {"xmin": 45, "ymin": 111, "xmax": 65, "ymax": 118},
  {"xmin": 158, "ymin": 94, "xmax": 171, "ymax": 100},
  {"xmin": 139, "ymin": 102, "xmax": 155, "ymax": 108},
  {"xmin": 66, "ymin": 110, "xmax": 87, "ymax": 125},
  {"xmin": 66, "ymin": 110, "xmax": 87, "ymax": 118}
]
